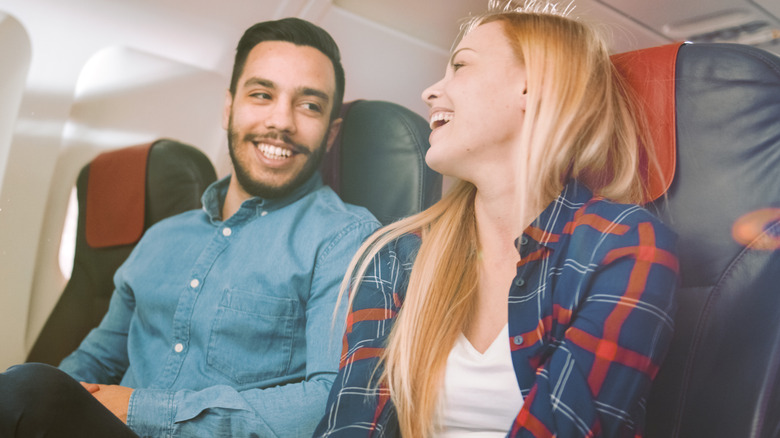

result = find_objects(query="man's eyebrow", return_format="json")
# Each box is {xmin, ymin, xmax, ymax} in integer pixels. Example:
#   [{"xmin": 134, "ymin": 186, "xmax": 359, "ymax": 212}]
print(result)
[
  {"xmin": 242, "ymin": 77, "xmax": 329, "ymax": 103},
  {"xmin": 300, "ymin": 87, "xmax": 330, "ymax": 103},
  {"xmin": 243, "ymin": 77, "xmax": 275, "ymax": 89}
]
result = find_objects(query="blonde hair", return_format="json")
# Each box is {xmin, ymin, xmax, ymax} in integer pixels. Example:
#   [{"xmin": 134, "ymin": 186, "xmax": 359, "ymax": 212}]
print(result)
[{"xmin": 338, "ymin": 4, "xmax": 652, "ymax": 437}]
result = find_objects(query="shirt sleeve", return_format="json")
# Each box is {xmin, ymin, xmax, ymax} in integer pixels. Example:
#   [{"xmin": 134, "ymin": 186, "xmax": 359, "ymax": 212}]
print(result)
[
  {"xmin": 58, "ymin": 268, "xmax": 134, "ymax": 384},
  {"xmin": 126, "ymin": 219, "xmax": 380, "ymax": 438},
  {"xmin": 510, "ymin": 219, "xmax": 679, "ymax": 437},
  {"xmin": 313, "ymin": 235, "xmax": 419, "ymax": 438}
]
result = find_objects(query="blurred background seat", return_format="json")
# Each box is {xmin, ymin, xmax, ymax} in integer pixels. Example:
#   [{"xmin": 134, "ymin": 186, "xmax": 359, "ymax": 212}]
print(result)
[
  {"xmin": 26, "ymin": 139, "xmax": 217, "ymax": 366},
  {"xmin": 322, "ymin": 99, "xmax": 441, "ymax": 225}
]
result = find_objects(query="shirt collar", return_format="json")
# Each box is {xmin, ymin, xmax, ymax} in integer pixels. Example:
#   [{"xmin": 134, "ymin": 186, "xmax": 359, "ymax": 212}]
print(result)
[
  {"xmin": 517, "ymin": 180, "xmax": 594, "ymax": 254},
  {"xmin": 201, "ymin": 171, "xmax": 324, "ymax": 222}
]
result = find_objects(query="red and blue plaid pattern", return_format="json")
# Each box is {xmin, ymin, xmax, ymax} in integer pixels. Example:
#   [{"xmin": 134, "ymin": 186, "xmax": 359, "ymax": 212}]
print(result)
[{"xmin": 314, "ymin": 180, "xmax": 679, "ymax": 437}]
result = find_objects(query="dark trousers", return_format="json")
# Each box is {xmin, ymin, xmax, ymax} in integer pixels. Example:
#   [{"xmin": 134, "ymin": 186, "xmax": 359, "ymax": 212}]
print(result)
[{"xmin": 0, "ymin": 363, "xmax": 138, "ymax": 438}]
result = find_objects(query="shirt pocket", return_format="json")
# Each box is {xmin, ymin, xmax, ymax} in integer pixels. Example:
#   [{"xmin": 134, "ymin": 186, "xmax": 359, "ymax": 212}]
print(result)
[{"xmin": 207, "ymin": 288, "xmax": 300, "ymax": 385}]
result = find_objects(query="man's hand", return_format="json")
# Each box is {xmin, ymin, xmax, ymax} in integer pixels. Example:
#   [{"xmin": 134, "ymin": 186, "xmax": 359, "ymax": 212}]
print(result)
[{"xmin": 80, "ymin": 382, "xmax": 134, "ymax": 423}]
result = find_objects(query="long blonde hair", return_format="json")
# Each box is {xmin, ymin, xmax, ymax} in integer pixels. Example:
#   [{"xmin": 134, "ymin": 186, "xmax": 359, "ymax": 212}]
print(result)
[{"xmin": 338, "ymin": 5, "xmax": 651, "ymax": 437}]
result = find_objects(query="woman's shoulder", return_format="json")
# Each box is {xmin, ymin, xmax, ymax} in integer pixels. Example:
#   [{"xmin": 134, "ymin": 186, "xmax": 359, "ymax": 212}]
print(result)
[
  {"xmin": 372, "ymin": 230, "xmax": 422, "ymax": 263},
  {"xmin": 587, "ymin": 196, "xmax": 671, "ymax": 227},
  {"xmin": 572, "ymin": 195, "xmax": 678, "ymax": 250}
]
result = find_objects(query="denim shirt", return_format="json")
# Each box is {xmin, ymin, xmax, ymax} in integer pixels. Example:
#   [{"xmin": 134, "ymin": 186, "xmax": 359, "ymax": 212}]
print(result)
[{"xmin": 60, "ymin": 172, "xmax": 380, "ymax": 438}]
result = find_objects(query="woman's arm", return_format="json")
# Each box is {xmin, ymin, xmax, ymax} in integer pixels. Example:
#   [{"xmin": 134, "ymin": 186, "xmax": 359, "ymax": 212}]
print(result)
[
  {"xmin": 314, "ymin": 235, "xmax": 419, "ymax": 437},
  {"xmin": 510, "ymin": 218, "xmax": 679, "ymax": 437}
]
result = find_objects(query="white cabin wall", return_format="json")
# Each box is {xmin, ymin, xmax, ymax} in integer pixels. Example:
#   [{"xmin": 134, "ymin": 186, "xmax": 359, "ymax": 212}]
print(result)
[
  {"xmin": 0, "ymin": 12, "xmax": 28, "ymax": 189},
  {"xmin": 574, "ymin": 0, "xmax": 670, "ymax": 53},
  {"xmin": 0, "ymin": 0, "xmax": 287, "ymax": 369},
  {"xmin": 0, "ymin": 11, "xmax": 32, "ymax": 371},
  {"xmin": 321, "ymin": 6, "xmax": 449, "ymax": 118}
]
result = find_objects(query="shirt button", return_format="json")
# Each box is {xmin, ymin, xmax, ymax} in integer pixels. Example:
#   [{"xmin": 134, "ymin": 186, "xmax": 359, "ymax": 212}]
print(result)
[
  {"xmin": 174, "ymin": 343, "xmax": 184, "ymax": 353},
  {"xmin": 260, "ymin": 211, "xmax": 268, "ymax": 217},
  {"xmin": 190, "ymin": 278, "xmax": 200, "ymax": 288},
  {"xmin": 520, "ymin": 235, "xmax": 529, "ymax": 246},
  {"xmin": 222, "ymin": 227, "xmax": 232, "ymax": 237},
  {"xmin": 514, "ymin": 277, "xmax": 526, "ymax": 287},
  {"xmin": 513, "ymin": 335, "xmax": 524, "ymax": 345}
]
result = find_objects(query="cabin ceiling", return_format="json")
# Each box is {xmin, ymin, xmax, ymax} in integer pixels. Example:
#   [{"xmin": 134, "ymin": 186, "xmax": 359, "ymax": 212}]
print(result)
[{"xmin": 334, "ymin": 0, "xmax": 780, "ymax": 55}]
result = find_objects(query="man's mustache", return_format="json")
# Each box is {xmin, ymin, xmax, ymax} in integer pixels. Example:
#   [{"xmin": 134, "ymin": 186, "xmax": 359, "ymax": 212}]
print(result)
[{"xmin": 244, "ymin": 132, "xmax": 311, "ymax": 156}]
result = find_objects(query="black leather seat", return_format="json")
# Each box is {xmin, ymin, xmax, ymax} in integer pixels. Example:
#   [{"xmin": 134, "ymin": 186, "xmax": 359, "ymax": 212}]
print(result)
[
  {"xmin": 27, "ymin": 139, "xmax": 217, "ymax": 366},
  {"xmin": 322, "ymin": 99, "xmax": 441, "ymax": 225},
  {"xmin": 616, "ymin": 42, "xmax": 780, "ymax": 438}
]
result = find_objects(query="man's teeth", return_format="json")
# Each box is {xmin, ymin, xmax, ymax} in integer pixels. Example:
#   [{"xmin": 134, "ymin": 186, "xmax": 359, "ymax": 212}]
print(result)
[
  {"xmin": 259, "ymin": 143, "xmax": 293, "ymax": 159},
  {"xmin": 429, "ymin": 112, "xmax": 453, "ymax": 130}
]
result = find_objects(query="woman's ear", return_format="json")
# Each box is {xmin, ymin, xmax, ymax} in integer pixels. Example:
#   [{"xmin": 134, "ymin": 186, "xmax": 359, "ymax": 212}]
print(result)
[{"xmin": 519, "ymin": 81, "xmax": 528, "ymax": 111}]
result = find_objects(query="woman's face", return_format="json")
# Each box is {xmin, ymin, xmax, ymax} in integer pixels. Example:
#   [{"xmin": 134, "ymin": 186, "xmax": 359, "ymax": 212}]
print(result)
[{"xmin": 422, "ymin": 20, "xmax": 528, "ymax": 183}]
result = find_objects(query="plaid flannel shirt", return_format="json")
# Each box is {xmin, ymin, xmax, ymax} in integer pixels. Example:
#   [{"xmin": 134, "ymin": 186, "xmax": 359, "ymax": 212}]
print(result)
[{"xmin": 314, "ymin": 180, "xmax": 679, "ymax": 437}]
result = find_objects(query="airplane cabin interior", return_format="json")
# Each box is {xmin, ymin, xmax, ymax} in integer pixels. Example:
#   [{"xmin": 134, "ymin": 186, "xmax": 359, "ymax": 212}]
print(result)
[{"xmin": 0, "ymin": 0, "xmax": 779, "ymax": 436}]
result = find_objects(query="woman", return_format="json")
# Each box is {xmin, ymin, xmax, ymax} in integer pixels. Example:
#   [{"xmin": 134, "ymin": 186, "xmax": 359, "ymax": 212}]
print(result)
[{"xmin": 314, "ymin": 2, "xmax": 679, "ymax": 437}]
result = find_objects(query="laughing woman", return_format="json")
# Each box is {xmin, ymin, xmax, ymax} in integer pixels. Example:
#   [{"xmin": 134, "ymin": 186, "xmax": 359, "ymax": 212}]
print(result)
[{"xmin": 314, "ymin": 2, "xmax": 679, "ymax": 437}]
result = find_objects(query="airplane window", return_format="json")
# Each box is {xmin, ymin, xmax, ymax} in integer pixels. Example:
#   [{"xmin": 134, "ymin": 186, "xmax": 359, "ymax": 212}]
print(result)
[{"xmin": 58, "ymin": 188, "xmax": 77, "ymax": 279}]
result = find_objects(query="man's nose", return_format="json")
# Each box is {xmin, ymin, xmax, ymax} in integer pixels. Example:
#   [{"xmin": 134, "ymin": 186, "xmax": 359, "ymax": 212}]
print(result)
[{"xmin": 264, "ymin": 101, "xmax": 296, "ymax": 133}]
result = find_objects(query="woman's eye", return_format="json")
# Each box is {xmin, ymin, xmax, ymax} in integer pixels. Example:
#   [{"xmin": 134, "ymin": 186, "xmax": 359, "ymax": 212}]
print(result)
[{"xmin": 452, "ymin": 62, "xmax": 465, "ymax": 71}]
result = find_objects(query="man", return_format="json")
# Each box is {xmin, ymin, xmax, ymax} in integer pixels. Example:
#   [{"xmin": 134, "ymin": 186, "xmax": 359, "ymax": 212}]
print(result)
[{"xmin": 0, "ymin": 17, "xmax": 379, "ymax": 437}]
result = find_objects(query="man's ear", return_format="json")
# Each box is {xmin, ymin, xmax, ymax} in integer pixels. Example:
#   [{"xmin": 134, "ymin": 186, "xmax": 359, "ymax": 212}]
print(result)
[
  {"xmin": 222, "ymin": 90, "xmax": 233, "ymax": 130},
  {"xmin": 325, "ymin": 118, "xmax": 343, "ymax": 152}
]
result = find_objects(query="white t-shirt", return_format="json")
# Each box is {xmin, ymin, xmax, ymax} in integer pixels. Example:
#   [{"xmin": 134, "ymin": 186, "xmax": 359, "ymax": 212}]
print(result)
[{"xmin": 435, "ymin": 324, "xmax": 525, "ymax": 437}]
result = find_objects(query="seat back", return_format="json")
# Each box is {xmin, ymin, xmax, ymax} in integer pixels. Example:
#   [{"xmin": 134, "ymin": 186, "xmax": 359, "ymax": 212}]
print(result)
[
  {"xmin": 322, "ymin": 100, "xmax": 442, "ymax": 225},
  {"xmin": 615, "ymin": 43, "xmax": 780, "ymax": 437},
  {"xmin": 27, "ymin": 139, "xmax": 216, "ymax": 365}
]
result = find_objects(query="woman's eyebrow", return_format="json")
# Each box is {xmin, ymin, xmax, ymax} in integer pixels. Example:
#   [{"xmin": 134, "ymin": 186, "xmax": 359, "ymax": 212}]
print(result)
[{"xmin": 449, "ymin": 47, "xmax": 475, "ymax": 65}]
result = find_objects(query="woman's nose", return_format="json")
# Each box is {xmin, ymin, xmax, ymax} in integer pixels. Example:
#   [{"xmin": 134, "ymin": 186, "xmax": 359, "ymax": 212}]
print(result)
[{"xmin": 421, "ymin": 78, "xmax": 444, "ymax": 106}]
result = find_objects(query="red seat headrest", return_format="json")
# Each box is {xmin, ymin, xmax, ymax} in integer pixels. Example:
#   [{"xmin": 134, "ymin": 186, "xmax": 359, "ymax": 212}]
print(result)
[
  {"xmin": 612, "ymin": 43, "xmax": 682, "ymax": 203},
  {"xmin": 85, "ymin": 142, "xmax": 153, "ymax": 248}
]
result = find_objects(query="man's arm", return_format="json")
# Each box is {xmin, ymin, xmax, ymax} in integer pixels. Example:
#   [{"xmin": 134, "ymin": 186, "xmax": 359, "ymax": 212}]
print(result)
[
  {"xmin": 126, "ymin": 219, "xmax": 379, "ymax": 438},
  {"xmin": 59, "ymin": 270, "xmax": 135, "ymax": 384}
]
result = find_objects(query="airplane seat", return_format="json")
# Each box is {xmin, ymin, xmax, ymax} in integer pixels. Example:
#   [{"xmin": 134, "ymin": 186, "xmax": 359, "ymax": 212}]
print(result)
[
  {"xmin": 321, "ymin": 99, "xmax": 442, "ymax": 225},
  {"xmin": 26, "ymin": 139, "xmax": 217, "ymax": 366},
  {"xmin": 613, "ymin": 43, "xmax": 780, "ymax": 437}
]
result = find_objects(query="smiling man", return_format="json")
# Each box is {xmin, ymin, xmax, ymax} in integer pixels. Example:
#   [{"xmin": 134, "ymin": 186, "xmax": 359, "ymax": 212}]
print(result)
[
  {"xmin": 0, "ymin": 18, "xmax": 379, "ymax": 438},
  {"xmin": 223, "ymin": 36, "xmax": 341, "ymax": 207}
]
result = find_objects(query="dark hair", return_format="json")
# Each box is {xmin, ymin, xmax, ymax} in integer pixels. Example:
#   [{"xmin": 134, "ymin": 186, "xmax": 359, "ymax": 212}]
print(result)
[{"xmin": 230, "ymin": 17, "xmax": 345, "ymax": 121}]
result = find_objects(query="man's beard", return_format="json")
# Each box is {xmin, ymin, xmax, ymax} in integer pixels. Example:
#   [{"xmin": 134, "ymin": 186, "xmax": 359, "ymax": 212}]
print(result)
[{"xmin": 227, "ymin": 125, "xmax": 327, "ymax": 200}]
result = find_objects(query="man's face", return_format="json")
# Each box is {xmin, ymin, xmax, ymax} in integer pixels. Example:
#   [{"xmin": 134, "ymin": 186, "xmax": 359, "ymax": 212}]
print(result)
[{"xmin": 223, "ymin": 40, "xmax": 341, "ymax": 200}]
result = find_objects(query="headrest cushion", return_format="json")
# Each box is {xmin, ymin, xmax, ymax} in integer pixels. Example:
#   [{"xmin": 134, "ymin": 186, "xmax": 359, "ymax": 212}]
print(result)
[
  {"xmin": 612, "ymin": 43, "xmax": 682, "ymax": 203},
  {"xmin": 85, "ymin": 142, "xmax": 152, "ymax": 248}
]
